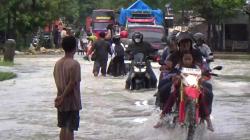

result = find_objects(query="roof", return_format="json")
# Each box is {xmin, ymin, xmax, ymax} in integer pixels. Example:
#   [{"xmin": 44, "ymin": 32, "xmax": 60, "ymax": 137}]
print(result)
[
  {"xmin": 127, "ymin": 0, "xmax": 151, "ymax": 10},
  {"xmin": 119, "ymin": 0, "xmax": 163, "ymax": 26}
]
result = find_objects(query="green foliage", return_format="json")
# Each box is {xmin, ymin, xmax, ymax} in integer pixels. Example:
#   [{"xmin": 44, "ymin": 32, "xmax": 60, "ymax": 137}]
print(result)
[
  {"xmin": 0, "ymin": 72, "xmax": 16, "ymax": 81},
  {"xmin": 58, "ymin": 0, "xmax": 80, "ymax": 23},
  {"xmin": 78, "ymin": 0, "xmax": 97, "ymax": 24},
  {"xmin": 183, "ymin": 0, "xmax": 245, "ymax": 23},
  {"xmin": 0, "ymin": 60, "xmax": 14, "ymax": 66},
  {"xmin": 0, "ymin": 0, "xmax": 246, "ymax": 45}
]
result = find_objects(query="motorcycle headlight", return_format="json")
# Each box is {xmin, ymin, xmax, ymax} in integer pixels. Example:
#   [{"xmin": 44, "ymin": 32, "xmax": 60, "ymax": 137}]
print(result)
[
  {"xmin": 134, "ymin": 67, "xmax": 140, "ymax": 72},
  {"xmin": 141, "ymin": 67, "xmax": 146, "ymax": 72}
]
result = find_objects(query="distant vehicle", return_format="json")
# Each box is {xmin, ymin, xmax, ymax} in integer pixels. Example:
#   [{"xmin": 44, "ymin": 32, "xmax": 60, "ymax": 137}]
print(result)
[
  {"xmin": 91, "ymin": 9, "xmax": 115, "ymax": 38},
  {"xmin": 126, "ymin": 24, "xmax": 167, "ymax": 62},
  {"xmin": 31, "ymin": 35, "xmax": 39, "ymax": 48},
  {"xmin": 126, "ymin": 17, "xmax": 155, "ymax": 28},
  {"xmin": 119, "ymin": 0, "xmax": 164, "ymax": 27}
]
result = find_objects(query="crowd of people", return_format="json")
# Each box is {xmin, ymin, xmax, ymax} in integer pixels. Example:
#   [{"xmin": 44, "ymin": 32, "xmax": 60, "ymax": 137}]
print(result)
[{"xmin": 53, "ymin": 22, "xmax": 215, "ymax": 139}]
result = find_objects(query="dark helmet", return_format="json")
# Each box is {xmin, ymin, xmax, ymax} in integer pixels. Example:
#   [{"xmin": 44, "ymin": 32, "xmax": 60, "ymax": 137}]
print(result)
[
  {"xmin": 87, "ymin": 32, "xmax": 92, "ymax": 36},
  {"xmin": 193, "ymin": 32, "xmax": 205, "ymax": 43},
  {"xmin": 167, "ymin": 30, "xmax": 179, "ymax": 45},
  {"xmin": 132, "ymin": 32, "xmax": 143, "ymax": 44},
  {"xmin": 112, "ymin": 35, "xmax": 120, "ymax": 43},
  {"xmin": 176, "ymin": 31, "xmax": 193, "ymax": 45}
]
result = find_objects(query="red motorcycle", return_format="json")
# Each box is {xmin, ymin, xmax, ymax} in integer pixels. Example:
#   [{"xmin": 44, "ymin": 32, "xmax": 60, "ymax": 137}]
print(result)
[{"xmin": 162, "ymin": 66, "xmax": 222, "ymax": 140}]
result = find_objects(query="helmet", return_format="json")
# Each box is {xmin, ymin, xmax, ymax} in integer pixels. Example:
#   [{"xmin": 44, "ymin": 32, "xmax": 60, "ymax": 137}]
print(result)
[
  {"xmin": 86, "ymin": 32, "xmax": 92, "ymax": 36},
  {"xmin": 132, "ymin": 32, "xmax": 143, "ymax": 44},
  {"xmin": 193, "ymin": 32, "xmax": 205, "ymax": 43},
  {"xmin": 167, "ymin": 30, "xmax": 179, "ymax": 44},
  {"xmin": 112, "ymin": 35, "xmax": 120, "ymax": 44},
  {"xmin": 176, "ymin": 31, "xmax": 193, "ymax": 45},
  {"xmin": 120, "ymin": 30, "xmax": 128, "ymax": 38}
]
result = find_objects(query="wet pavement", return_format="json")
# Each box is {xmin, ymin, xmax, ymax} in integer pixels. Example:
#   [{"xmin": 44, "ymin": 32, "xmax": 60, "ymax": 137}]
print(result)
[{"xmin": 0, "ymin": 55, "xmax": 250, "ymax": 140}]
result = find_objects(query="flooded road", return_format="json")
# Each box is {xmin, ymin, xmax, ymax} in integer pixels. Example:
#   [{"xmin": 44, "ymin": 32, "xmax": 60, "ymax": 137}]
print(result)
[{"xmin": 0, "ymin": 55, "xmax": 250, "ymax": 140}]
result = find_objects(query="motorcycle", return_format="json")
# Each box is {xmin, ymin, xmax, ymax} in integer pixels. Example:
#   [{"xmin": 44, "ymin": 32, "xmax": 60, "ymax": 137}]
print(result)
[
  {"xmin": 130, "ymin": 53, "xmax": 151, "ymax": 90},
  {"xmin": 161, "ymin": 66, "xmax": 222, "ymax": 140},
  {"xmin": 41, "ymin": 33, "xmax": 52, "ymax": 48},
  {"xmin": 32, "ymin": 35, "xmax": 40, "ymax": 48}
]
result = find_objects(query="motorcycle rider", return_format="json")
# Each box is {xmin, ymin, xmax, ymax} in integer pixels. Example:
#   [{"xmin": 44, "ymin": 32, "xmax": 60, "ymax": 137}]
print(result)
[
  {"xmin": 159, "ymin": 30, "xmax": 179, "ymax": 65},
  {"xmin": 154, "ymin": 51, "xmax": 198, "ymax": 128},
  {"xmin": 154, "ymin": 31, "xmax": 214, "ymax": 131},
  {"xmin": 125, "ymin": 32, "xmax": 157, "ymax": 89},
  {"xmin": 154, "ymin": 51, "xmax": 214, "ymax": 131},
  {"xmin": 193, "ymin": 32, "xmax": 214, "ymax": 64},
  {"xmin": 193, "ymin": 32, "xmax": 214, "ymax": 126},
  {"xmin": 155, "ymin": 30, "xmax": 179, "ymax": 109},
  {"xmin": 168, "ymin": 31, "xmax": 203, "ymax": 66}
]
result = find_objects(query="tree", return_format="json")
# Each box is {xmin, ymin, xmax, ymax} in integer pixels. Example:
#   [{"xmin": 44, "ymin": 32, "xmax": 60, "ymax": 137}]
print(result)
[
  {"xmin": 58, "ymin": 0, "xmax": 80, "ymax": 24},
  {"xmin": 0, "ymin": 0, "xmax": 82, "ymax": 49},
  {"xmin": 187, "ymin": 0, "xmax": 245, "ymax": 50}
]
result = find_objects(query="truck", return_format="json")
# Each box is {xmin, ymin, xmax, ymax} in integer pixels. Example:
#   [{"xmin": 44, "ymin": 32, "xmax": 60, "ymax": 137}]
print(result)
[
  {"xmin": 125, "ymin": 11, "xmax": 156, "ymax": 28},
  {"xmin": 119, "ymin": 0, "xmax": 164, "ymax": 28},
  {"xmin": 90, "ymin": 9, "xmax": 115, "ymax": 37}
]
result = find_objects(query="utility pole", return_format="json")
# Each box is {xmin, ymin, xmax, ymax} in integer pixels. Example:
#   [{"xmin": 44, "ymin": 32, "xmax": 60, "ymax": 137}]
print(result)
[{"xmin": 182, "ymin": 0, "xmax": 185, "ymax": 26}]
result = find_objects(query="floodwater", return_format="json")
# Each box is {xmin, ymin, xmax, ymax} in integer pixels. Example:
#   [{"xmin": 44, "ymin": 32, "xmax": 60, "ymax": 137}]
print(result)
[{"xmin": 0, "ymin": 55, "xmax": 249, "ymax": 140}]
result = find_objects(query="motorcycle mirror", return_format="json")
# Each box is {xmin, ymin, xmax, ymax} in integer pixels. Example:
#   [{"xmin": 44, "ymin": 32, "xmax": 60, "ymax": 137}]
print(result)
[{"xmin": 213, "ymin": 66, "xmax": 223, "ymax": 70}]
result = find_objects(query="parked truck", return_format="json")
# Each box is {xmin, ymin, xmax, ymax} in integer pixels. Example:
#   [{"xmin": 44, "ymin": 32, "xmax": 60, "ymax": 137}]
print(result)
[
  {"xmin": 119, "ymin": 0, "xmax": 164, "ymax": 28},
  {"xmin": 90, "ymin": 9, "xmax": 115, "ymax": 38}
]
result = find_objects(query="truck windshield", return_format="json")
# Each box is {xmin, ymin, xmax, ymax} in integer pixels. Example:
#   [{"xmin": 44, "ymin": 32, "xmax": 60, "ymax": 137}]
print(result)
[
  {"xmin": 127, "ymin": 22, "xmax": 154, "ymax": 26},
  {"xmin": 93, "ymin": 22, "xmax": 110, "ymax": 31},
  {"xmin": 128, "ymin": 28, "xmax": 164, "ymax": 42}
]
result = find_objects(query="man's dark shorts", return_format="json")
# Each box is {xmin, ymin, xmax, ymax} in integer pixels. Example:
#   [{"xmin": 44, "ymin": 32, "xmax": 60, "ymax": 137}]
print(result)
[{"xmin": 58, "ymin": 111, "xmax": 80, "ymax": 131}]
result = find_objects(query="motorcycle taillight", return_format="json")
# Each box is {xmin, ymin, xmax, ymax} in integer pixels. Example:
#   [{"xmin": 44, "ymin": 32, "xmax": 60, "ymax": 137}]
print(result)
[{"xmin": 156, "ymin": 55, "xmax": 161, "ymax": 62}]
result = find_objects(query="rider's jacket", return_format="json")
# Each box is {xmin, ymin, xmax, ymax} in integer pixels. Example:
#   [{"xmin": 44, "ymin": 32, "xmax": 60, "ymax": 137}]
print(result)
[
  {"xmin": 193, "ymin": 43, "xmax": 213, "ymax": 62},
  {"xmin": 126, "ymin": 41, "xmax": 156, "ymax": 59}
]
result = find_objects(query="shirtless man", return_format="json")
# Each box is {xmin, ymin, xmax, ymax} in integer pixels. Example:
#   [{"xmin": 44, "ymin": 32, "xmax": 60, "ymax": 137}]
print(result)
[{"xmin": 54, "ymin": 36, "xmax": 82, "ymax": 140}]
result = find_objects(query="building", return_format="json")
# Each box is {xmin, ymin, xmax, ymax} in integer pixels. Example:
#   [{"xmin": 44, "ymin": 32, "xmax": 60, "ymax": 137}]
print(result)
[{"xmin": 223, "ymin": 11, "xmax": 249, "ymax": 51}]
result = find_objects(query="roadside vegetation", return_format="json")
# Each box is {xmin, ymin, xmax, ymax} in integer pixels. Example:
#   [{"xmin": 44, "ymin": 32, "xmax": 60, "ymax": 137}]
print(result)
[
  {"xmin": 0, "ymin": 59, "xmax": 16, "ymax": 81},
  {"xmin": 0, "ymin": 60, "xmax": 14, "ymax": 66},
  {"xmin": 0, "ymin": 72, "xmax": 16, "ymax": 81}
]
